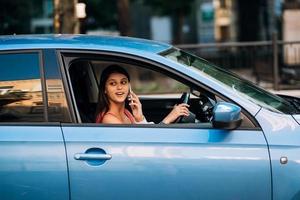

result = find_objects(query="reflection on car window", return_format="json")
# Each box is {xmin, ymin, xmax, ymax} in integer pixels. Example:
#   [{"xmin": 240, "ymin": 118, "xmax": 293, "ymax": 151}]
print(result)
[
  {"xmin": 0, "ymin": 53, "xmax": 44, "ymax": 122},
  {"xmin": 43, "ymin": 50, "xmax": 71, "ymax": 122},
  {"xmin": 163, "ymin": 49, "xmax": 298, "ymax": 114}
]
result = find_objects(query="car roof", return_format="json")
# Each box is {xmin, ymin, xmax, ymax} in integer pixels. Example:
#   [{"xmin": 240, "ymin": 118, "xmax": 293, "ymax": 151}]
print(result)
[{"xmin": 0, "ymin": 34, "xmax": 172, "ymax": 53}]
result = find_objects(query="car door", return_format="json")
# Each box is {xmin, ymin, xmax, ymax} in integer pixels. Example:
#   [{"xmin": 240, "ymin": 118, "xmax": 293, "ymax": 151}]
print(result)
[
  {"xmin": 0, "ymin": 51, "xmax": 69, "ymax": 200},
  {"xmin": 62, "ymin": 124, "xmax": 270, "ymax": 200},
  {"xmin": 61, "ymin": 52, "xmax": 271, "ymax": 200}
]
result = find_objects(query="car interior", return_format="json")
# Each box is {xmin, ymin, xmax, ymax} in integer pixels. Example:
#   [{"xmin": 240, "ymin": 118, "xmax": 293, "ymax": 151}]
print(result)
[
  {"xmin": 68, "ymin": 58, "xmax": 218, "ymax": 124},
  {"xmin": 67, "ymin": 57, "xmax": 255, "ymax": 128}
]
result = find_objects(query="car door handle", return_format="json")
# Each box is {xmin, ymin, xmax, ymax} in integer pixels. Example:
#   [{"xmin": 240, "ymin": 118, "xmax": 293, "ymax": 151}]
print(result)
[{"xmin": 74, "ymin": 153, "xmax": 112, "ymax": 161}]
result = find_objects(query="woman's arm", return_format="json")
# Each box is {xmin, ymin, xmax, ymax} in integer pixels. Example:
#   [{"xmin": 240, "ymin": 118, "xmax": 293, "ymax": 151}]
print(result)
[
  {"xmin": 162, "ymin": 103, "xmax": 190, "ymax": 124},
  {"xmin": 129, "ymin": 92, "xmax": 190, "ymax": 124}
]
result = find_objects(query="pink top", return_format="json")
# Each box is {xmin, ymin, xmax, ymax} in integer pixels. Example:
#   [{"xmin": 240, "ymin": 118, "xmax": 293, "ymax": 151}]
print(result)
[{"xmin": 95, "ymin": 109, "xmax": 135, "ymax": 124}]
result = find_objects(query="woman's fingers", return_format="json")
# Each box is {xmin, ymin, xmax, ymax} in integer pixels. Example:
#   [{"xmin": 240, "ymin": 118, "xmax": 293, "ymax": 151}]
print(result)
[
  {"xmin": 129, "ymin": 92, "xmax": 141, "ymax": 104},
  {"xmin": 178, "ymin": 110, "xmax": 189, "ymax": 116},
  {"xmin": 130, "ymin": 91, "xmax": 136, "ymax": 97},
  {"xmin": 174, "ymin": 104, "xmax": 190, "ymax": 117},
  {"xmin": 129, "ymin": 99, "xmax": 141, "ymax": 108},
  {"xmin": 129, "ymin": 94, "xmax": 144, "ymax": 122},
  {"xmin": 130, "ymin": 91, "xmax": 138, "ymax": 100},
  {"xmin": 129, "ymin": 102, "xmax": 138, "ymax": 107},
  {"xmin": 162, "ymin": 103, "xmax": 190, "ymax": 124},
  {"xmin": 177, "ymin": 103, "xmax": 190, "ymax": 108}
]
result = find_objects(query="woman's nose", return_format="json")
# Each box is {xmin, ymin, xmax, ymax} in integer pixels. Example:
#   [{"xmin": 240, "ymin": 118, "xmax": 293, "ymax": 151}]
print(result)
[{"xmin": 117, "ymin": 84, "xmax": 123, "ymax": 89}]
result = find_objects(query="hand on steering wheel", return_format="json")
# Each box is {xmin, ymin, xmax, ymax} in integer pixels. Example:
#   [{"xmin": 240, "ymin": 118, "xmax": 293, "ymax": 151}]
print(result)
[
  {"xmin": 175, "ymin": 92, "xmax": 190, "ymax": 123},
  {"xmin": 161, "ymin": 92, "xmax": 190, "ymax": 124}
]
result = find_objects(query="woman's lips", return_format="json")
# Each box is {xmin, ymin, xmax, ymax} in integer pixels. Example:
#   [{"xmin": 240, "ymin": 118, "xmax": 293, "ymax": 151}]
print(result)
[{"xmin": 115, "ymin": 92, "xmax": 125, "ymax": 96}]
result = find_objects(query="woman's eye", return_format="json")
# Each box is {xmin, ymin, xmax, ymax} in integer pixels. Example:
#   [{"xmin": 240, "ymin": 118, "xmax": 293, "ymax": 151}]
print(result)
[
  {"xmin": 109, "ymin": 82, "xmax": 117, "ymax": 86},
  {"xmin": 121, "ymin": 81, "xmax": 128, "ymax": 85}
]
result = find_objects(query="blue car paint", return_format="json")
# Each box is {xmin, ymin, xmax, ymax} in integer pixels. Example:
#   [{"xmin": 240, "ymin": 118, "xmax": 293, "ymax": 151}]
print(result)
[
  {"xmin": 292, "ymin": 114, "xmax": 300, "ymax": 125},
  {"xmin": 0, "ymin": 125, "xmax": 69, "ymax": 200},
  {"xmin": 0, "ymin": 34, "xmax": 299, "ymax": 199},
  {"xmin": 256, "ymin": 108, "xmax": 300, "ymax": 200},
  {"xmin": 0, "ymin": 34, "xmax": 171, "ymax": 53},
  {"xmin": 62, "ymin": 125, "xmax": 271, "ymax": 200},
  {"xmin": 213, "ymin": 102, "xmax": 241, "ymax": 122}
]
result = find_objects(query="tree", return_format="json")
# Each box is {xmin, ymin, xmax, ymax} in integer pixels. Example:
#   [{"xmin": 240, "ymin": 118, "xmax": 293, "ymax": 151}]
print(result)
[
  {"xmin": 54, "ymin": 0, "xmax": 79, "ymax": 33},
  {"xmin": 81, "ymin": 0, "xmax": 118, "ymax": 31},
  {"xmin": 117, "ymin": 0, "xmax": 132, "ymax": 36},
  {"xmin": 142, "ymin": 0, "xmax": 195, "ymax": 44},
  {"xmin": 82, "ymin": 0, "xmax": 131, "ymax": 36}
]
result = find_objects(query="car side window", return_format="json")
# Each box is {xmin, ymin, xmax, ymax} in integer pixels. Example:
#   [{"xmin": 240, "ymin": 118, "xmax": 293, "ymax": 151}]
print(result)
[
  {"xmin": 67, "ymin": 58, "xmax": 210, "ymax": 124},
  {"xmin": 67, "ymin": 59, "xmax": 184, "ymax": 123},
  {"xmin": 0, "ymin": 52, "xmax": 45, "ymax": 122},
  {"xmin": 65, "ymin": 54, "xmax": 256, "ymax": 128},
  {"xmin": 114, "ymin": 66, "xmax": 188, "ymax": 95}
]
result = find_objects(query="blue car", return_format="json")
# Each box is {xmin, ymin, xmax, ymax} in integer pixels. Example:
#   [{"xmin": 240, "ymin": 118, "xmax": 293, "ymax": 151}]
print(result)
[{"xmin": 1, "ymin": 35, "xmax": 300, "ymax": 200}]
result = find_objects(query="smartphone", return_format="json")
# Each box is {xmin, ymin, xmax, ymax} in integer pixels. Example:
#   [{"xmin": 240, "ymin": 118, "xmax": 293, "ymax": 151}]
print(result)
[{"xmin": 128, "ymin": 84, "xmax": 133, "ymax": 104}]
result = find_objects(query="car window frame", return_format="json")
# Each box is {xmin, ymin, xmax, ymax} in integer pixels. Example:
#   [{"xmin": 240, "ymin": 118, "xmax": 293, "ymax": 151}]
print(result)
[
  {"xmin": 42, "ymin": 49, "xmax": 72, "ymax": 123},
  {"xmin": 57, "ymin": 49, "xmax": 261, "ymax": 130},
  {"xmin": 0, "ymin": 49, "xmax": 48, "ymax": 123}
]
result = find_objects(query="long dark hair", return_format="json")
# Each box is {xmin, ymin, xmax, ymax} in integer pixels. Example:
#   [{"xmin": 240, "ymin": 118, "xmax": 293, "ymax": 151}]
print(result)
[{"xmin": 96, "ymin": 65, "xmax": 130, "ymax": 119}]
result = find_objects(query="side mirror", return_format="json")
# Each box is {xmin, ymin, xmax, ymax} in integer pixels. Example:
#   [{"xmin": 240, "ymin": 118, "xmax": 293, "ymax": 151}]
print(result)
[{"xmin": 212, "ymin": 102, "xmax": 242, "ymax": 130}]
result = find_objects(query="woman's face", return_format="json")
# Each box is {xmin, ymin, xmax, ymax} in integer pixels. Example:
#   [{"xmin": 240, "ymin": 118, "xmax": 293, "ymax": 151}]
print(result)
[{"xmin": 105, "ymin": 72, "xmax": 130, "ymax": 104}]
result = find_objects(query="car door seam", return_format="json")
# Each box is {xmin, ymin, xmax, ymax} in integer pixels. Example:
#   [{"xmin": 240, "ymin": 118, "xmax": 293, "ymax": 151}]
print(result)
[
  {"xmin": 261, "ymin": 126, "xmax": 274, "ymax": 200},
  {"xmin": 60, "ymin": 124, "xmax": 72, "ymax": 200}
]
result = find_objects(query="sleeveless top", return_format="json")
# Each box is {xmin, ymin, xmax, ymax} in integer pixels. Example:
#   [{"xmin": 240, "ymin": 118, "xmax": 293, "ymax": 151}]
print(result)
[{"xmin": 95, "ymin": 109, "xmax": 135, "ymax": 124}]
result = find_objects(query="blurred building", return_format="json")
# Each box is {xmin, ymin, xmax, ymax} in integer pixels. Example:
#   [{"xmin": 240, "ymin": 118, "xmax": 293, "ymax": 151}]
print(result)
[
  {"xmin": 282, "ymin": 0, "xmax": 300, "ymax": 66},
  {"xmin": 15, "ymin": 0, "xmax": 299, "ymax": 45},
  {"xmin": 131, "ymin": 0, "xmax": 282, "ymax": 43},
  {"xmin": 196, "ymin": 0, "xmax": 281, "ymax": 43}
]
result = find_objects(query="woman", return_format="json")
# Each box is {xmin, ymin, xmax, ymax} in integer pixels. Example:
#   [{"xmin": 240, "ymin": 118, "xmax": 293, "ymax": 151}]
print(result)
[{"xmin": 95, "ymin": 65, "xmax": 190, "ymax": 124}]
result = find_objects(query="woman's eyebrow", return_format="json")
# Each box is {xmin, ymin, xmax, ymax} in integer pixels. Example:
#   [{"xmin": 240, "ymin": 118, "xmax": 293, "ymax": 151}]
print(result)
[{"xmin": 107, "ymin": 77, "xmax": 128, "ymax": 82}]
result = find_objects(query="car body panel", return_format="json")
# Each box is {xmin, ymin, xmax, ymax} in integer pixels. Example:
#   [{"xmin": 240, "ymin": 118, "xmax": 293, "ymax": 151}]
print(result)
[
  {"xmin": 1, "ymin": 34, "xmax": 300, "ymax": 200},
  {"xmin": 256, "ymin": 108, "xmax": 300, "ymax": 200},
  {"xmin": 0, "ymin": 34, "xmax": 171, "ymax": 53},
  {"xmin": 62, "ymin": 124, "xmax": 271, "ymax": 200},
  {"xmin": 0, "ymin": 125, "xmax": 69, "ymax": 200},
  {"xmin": 292, "ymin": 114, "xmax": 300, "ymax": 125}
]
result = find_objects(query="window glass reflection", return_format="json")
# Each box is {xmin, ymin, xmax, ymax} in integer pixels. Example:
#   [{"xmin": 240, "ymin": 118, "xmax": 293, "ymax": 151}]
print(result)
[
  {"xmin": 0, "ymin": 53, "xmax": 44, "ymax": 122},
  {"xmin": 43, "ymin": 50, "xmax": 71, "ymax": 122}
]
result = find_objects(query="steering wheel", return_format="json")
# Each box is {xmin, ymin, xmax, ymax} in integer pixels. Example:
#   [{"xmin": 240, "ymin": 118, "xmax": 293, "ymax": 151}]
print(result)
[
  {"xmin": 198, "ymin": 94, "xmax": 214, "ymax": 122},
  {"xmin": 174, "ymin": 92, "xmax": 190, "ymax": 123}
]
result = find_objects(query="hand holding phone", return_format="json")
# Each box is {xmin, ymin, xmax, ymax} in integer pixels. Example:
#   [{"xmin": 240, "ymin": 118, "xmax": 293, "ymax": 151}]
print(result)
[{"xmin": 127, "ymin": 85, "xmax": 144, "ymax": 122}]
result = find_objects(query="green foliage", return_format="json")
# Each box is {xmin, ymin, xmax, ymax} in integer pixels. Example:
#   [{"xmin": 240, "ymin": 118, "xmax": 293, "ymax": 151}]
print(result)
[
  {"xmin": 81, "ymin": 0, "xmax": 118, "ymax": 30},
  {"xmin": 140, "ymin": 0, "xmax": 195, "ymax": 15},
  {"xmin": 0, "ymin": 0, "xmax": 41, "ymax": 34}
]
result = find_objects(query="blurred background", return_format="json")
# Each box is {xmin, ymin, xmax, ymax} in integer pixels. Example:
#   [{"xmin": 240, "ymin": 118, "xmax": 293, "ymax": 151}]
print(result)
[{"xmin": 1, "ymin": 0, "xmax": 300, "ymax": 93}]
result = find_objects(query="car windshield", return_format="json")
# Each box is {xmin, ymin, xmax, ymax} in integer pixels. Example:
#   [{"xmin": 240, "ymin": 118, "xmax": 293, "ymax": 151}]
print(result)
[{"xmin": 163, "ymin": 48, "xmax": 299, "ymax": 114}]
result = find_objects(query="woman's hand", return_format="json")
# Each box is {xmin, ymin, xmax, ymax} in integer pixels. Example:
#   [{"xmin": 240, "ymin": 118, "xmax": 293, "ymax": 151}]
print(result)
[
  {"xmin": 162, "ymin": 103, "xmax": 190, "ymax": 124},
  {"xmin": 128, "ymin": 91, "xmax": 144, "ymax": 122}
]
